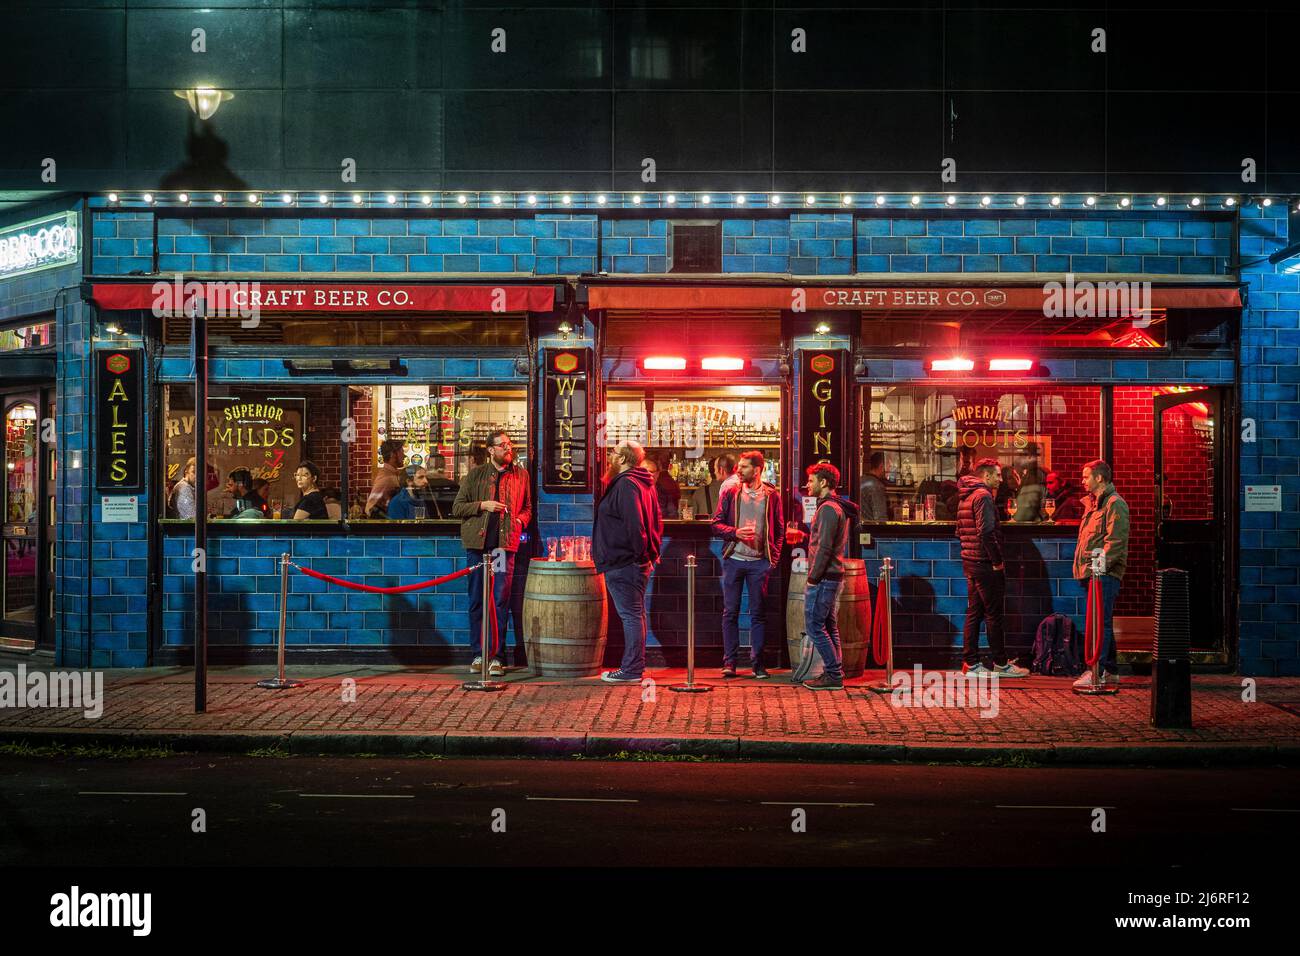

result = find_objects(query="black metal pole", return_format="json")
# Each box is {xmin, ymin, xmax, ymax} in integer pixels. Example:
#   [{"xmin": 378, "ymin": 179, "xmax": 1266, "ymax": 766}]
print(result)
[{"xmin": 193, "ymin": 307, "xmax": 208, "ymax": 713}]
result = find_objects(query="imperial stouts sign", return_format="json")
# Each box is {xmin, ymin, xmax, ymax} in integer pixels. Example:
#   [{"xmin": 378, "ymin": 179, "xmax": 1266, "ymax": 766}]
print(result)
[
  {"xmin": 96, "ymin": 349, "xmax": 143, "ymax": 490},
  {"xmin": 799, "ymin": 350, "xmax": 848, "ymax": 483},
  {"xmin": 543, "ymin": 348, "xmax": 591, "ymax": 493}
]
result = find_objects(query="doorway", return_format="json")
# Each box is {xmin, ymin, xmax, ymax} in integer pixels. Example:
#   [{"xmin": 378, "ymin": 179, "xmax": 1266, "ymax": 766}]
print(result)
[
  {"xmin": 1, "ymin": 389, "xmax": 55, "ymax": 651},
  {"xmin": 1154, "ymin": 387, "xmax": 1226, "ymax": 656}
]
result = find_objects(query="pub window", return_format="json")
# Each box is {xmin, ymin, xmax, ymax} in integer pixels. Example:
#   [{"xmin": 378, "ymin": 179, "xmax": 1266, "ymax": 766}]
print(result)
[
  {"xmin": 0, "ymin": 317, "xmax": 53, "ymax": 351},
  {"xmin": 858, "ymin": 384, "xmax": 1102, "ymax": 524},
  {"xmin": 668, "ymin": 221, "xmax": 722, "ymax": 273},
  {"xmin": 160, "ymin": 383, "xmax": 528, "ymax": 523},
  {"xmin": 347, "ymin": 384, "xmax": 527, "ymax": 520},
  {"xmin": 605, "ymin": 386, "xmax": 782, "ymax": 519}
]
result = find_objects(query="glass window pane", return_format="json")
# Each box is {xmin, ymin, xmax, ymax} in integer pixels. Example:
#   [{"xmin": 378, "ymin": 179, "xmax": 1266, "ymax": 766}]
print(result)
[
  {"xmin": 604, "ymin": 386, "xmax": 782, "ymax": 519},
  {"xmin": 859, "ymin": 385, "xmax": 1101, "ymax": 523},
  {"xmin": 5, "ymin": 403, "xmax": 38, "ymax": 524}
]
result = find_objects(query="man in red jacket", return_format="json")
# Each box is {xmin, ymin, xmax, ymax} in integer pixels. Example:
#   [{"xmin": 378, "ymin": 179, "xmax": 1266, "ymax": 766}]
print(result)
[{"xmin": 955, "ymin": 458, "xmax": 1029, "ymax": 677}]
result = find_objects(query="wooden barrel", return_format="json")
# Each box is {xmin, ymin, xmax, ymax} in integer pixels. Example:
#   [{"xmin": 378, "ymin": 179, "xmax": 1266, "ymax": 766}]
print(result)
[
  {"xmin": 785, "ymin": 559, "xmax": 871, "ymax": 678},
  {"xmin": 522, "ymin": 560, "xmax": 608, "ymax": 678}
]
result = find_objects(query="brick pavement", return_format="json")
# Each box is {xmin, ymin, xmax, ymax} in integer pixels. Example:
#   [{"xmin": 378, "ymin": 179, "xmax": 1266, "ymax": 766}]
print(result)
[{"xmin": 2, "ymin": 663, "xmax": 1299, "ymax": 762}]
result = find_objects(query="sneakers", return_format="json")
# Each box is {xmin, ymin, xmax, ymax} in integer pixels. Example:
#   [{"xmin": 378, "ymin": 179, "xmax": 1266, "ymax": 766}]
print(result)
[
  {"xmin": 721, "ymin": 664, "xmax": 737, "ymax": 678},
  {"xmin": 1073, "ymin": 669, "xmax": 1104, "ymax": 690},
  {"xmin": 1103, "ymin": 670, "xmax": 1121, "ymax": 686},
  {"xmin": 962, "ymin": 662, "xmax": 991, "ymax": 676},
  {"xmin": 600, "ymin": 669, "xmax": 642, "ymax": 684},
  {"xmin": 992, "ymin": 661, "xmax": 1030, "ymax": 678},
  {"xmin": 489, "ymin": 659, "xmax": 505, "ymax": 677},
  {"xmin": 802, "ymin": 673, "xmax": 844, "ymax": 691},
  {"xmin": 470, "ymin": 656, "xmax": 482, "ymax": 673},
  {"xmin": 751, "ymin": 666, "xmax": 770, "ymax": 680}
]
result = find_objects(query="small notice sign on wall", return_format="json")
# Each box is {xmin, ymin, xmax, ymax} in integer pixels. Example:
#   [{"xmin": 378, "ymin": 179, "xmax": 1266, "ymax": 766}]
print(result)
[
  {"xmin": 101, "ymin": 495, "xmax": 139, "ymax": 523},
  {"xmin": 1244, "ymin": 485, "xmax": 1282, "ymax": 512}
]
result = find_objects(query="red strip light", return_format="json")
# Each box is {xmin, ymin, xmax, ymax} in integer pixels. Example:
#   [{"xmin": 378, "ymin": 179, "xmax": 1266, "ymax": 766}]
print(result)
[
  {"xmin": 928, "ymin": 357, "xmax": 975, "ymax": 372},
  {"xmin": 988, "ymin": 358, "xmax": 1034, "ymax": 372},
  {"xmin": 701, "ymin": 356, "xmax": 746, "ymax": 371},
  {"xmin": 642, "ymin": 355, "xmax": 686, "ymax": 370}
]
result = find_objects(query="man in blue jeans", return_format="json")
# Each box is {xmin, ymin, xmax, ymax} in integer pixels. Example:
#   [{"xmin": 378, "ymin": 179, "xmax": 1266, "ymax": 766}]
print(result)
[
  {"xmin": 711, "ymin": 450, "xmax": 785, "ymax": 678},
  {"xmin": 1071, "ymin": 459, "xmax": 1130, "ymax": 690},
  {"xmin": 594, "ymin": 441, "xmax": 663, "ymax": 684},
  {"xmin": 800, "ymin": 462, "xmax": 859, "ymax": 691}
]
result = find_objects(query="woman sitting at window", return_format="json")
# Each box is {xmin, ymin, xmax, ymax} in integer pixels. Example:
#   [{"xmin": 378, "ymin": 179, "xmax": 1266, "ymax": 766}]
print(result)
[{"xmin": 291, "ymin": 461, "xmax": 330, "ymax": 520}]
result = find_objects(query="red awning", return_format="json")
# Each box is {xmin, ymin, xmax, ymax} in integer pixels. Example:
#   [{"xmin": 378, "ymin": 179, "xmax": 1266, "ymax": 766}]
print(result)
[
  {"xmin": 90, "ymin": 281, "xmax": 558, "ymax": 314},
  {"xmin": 587, "ymin": 284, "xmax": 1242, "ymax": 312}
]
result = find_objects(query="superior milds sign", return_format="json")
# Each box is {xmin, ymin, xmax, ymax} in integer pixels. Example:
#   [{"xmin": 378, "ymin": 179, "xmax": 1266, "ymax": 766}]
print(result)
[{"xmin": 0, "ymin": 211, "xmax": 79, "ymax": 278}]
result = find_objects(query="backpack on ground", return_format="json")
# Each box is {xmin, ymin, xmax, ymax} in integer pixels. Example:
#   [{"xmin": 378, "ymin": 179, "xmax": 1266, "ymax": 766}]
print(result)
[{"xmin": 1031, "ymin": 613, "xmax": 1084, "ymax": 676}]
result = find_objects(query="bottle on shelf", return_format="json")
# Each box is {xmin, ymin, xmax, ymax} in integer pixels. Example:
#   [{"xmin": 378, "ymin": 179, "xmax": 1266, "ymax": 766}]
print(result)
[{"xmin": 901, "ymin": 499, "xmax": 912, "ymax": 521}]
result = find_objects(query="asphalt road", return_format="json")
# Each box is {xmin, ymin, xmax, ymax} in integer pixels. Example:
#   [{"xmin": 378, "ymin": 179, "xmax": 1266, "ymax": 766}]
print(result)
[{"xmin": 2, "ymin": 754, "xmax": 1298, "ymax": 867}]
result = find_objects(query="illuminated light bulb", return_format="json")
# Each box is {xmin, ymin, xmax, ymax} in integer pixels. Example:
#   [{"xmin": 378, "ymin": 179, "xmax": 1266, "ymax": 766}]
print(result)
[
  {"xmin": 1224, "ymin": 197, "xmax": 1236, "ymax": 207},
  {"xmin": 1190, "ymin": 197, "xmax": 1201, "ymax": 207},
  {"xmin": 281, "ymin": 192, "xmax": 293, "ymax": 204},
  {"xmin": 420, "ymin": 194, "xmax": 432, "ymax": 205},
  {"xmin": 1016, "ymin": 195, "xmax": 1026, "ymax": 206},
  {"xmin": 805, "ymin": 194, "xmax": 815, "ymax": 205},
  {"xmin": 735, "ymin": 194, "xmax": 746, "ymax": 205},
  {"xmin": 701, "ymin": 194, "xmax": 711, "ymax": 204},
  {"xmin": 665, "ymin": 194, "xmax": 676, "ymax": 204},
  {"xmin": 597, "ymin": 194, "xmax": 607, "ymax": 205},
  {"xmin": 213, "ymin": 193, "xmax": 223, "ymax": 203},
  {"xmin": 108, "ymin": 193, "xmax": 119, "ymax": 203},
  {"xmin": 1156, "ymin": 196, "xmax": 1167, "ymax": 206},
  {"xmin": 910, "ymin": 195, "xmax": 921, "ymax": 206},
  {"xmin": 317, "ymin": 193, "xmax": 328, "ymax": 204},
  {"xmin": 875, "ymin": 194, "xmax": 886, "ymax": 206},
  {"xmin": 351, "ymin": 193, "xmax": 362, "ymax": 204},
  {"xmin": 1262, "ymin": 197, "xmax": 1272, "ymax": 207},
  {"xmin": 561, "ymin": 194, "xmax": 572, "ymax": 205},
  {"xmin": 386, "ymin": 193, "xmax": 397, "ymax": 204},
  {"xmin": 142, "ymin": 193, "xmax": 154, "ymax": 204},
  {"xmin": 631, "ymin": 194, "xmax": 641, "ymax": 205},
  {"xmin": 770, "ymin": 194, "xmax": 781, "ymax": 205},
  {"xmin": 841, "ymin": 194, "xmax": 852, "ymax": 205},
  {"xmin": 527, "ymin": 194, "xmax": 538, "ymax": 205},
  {"xmin": 1085, "ymin": 196, "xmax": 1097, "ymax": 206},
  {"xmin": 814, "ymin": 321, "xmax": 831, "ymax": 335},
  {"xmin": 1050, "ymin": 195, "xmax": 1061, "ymax": 206},
  {"xmin": 179, "ymin": 193, "xmax": 190, "ymax": 203},
  {"xmin": 946, "ymin": 194, "xmax": 957, "ymax": 206},
  {"xmin": 248, "ymin": 193, "xmax": 260, "ymax": 203},
  {"xmin": 1120, "ymin": 197, "xmax": 1131, "ymax": 207},
  {"xmin": 981, "ymin": 195, "xmax": 992, "ymax": 206},
  {"xmin": 457, "ymin": 194, "xmax": 468, "ymax": 205},
  {"xmin": 491, "ymin": 194, "xmax": 502, "ymax": 205}
]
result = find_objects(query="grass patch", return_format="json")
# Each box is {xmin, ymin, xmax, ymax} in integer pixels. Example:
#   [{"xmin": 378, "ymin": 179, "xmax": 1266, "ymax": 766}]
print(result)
[
  {"xmin": 245, "ymin": 745, "xmax": 291, "ymax": 758},
  {"xmin": 587, "ymin": 750, "xmax": 713, "ymax": 762},
  {"xmin": 0, "ymin": 740, "xmax": 178, "ymax": 760},
  {"xmin": 930, "ymin": 752, "xmax": 1045, "ymax": 769}
]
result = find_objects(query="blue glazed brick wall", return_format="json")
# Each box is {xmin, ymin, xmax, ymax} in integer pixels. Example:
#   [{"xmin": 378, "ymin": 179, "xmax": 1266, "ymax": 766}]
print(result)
[
  {"xmin": 855, "ymin": 215, "xmax": 1231, "ymax": 275},
  {"xmin": 92, "ymin": 211, "xmax": 154, "ymax": 274},
  {"xmin": 860, "ymin": 356, "xmax": 1234, "ymax": 385},
  {"xmin": 1237, "ymin": 202, "xmax": 1300, "ymax": 676},
  {"xmin": 94, "ymin": 213, "xmax": 599, "ymax": 275},
  {"xmin": 864, "ymin": 536, "xmax": 1082, "ymax": 665}
]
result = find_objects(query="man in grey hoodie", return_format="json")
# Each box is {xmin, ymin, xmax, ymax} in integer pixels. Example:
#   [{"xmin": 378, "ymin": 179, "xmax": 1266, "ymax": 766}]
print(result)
[{"xmin": 801, "ymin": 462, "xmax": 860, "ymax": 691}]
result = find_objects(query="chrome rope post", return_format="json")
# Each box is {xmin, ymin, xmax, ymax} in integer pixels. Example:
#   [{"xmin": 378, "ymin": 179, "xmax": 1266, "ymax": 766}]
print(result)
[
  {"xmin": 671, "ymin": 553, "xmax": 711, "ymax": 693},
  {"xmin": 257, "ymin": 552, "xmax": 304, "ymax": 690},
  {"xmin": 464, "ymin": 552, "xmax": 507, "ymax": 692}
]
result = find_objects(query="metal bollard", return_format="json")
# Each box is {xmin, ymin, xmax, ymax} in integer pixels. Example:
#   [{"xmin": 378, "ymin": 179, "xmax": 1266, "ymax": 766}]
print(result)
[
  {"xmin": 671, "ymin": 554, "xmax": 712, "ymax": 693},
  {"xmin": 464, "ymin": 552, "xmax": 506, "ymax": 692},
  {"xmin": 867, "ymin": 558, "xmax": 895, "ymax": 694},
  {"xmin": 257, "ymin": 552, "xmax": 304, "ymax": 690}
]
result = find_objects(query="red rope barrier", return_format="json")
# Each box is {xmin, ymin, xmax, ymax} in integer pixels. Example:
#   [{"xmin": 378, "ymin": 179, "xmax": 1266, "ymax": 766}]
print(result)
[
  {"xmin": 871, "ymin": 581, "xmax": 889, "ymax": 665},
  {"xmin": 292, "ymin": 563, "xmax": 473, "ymax": 594},
  {"xmin": 1084, "ymin": 575, "xmax": 1104, "ymax": 669}
]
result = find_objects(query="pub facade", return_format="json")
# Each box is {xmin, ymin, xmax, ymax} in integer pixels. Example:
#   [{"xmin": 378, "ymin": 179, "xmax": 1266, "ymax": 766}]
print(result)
[{"xmin": 1, "ymin": 191, "xmax": 1295, "ymax": 676}]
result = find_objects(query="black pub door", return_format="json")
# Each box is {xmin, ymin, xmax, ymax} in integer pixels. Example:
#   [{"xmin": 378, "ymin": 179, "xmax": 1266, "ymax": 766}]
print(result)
[{"xmin": 1153, "ymin": 388, "xmax": 1225, "ymax": 655}]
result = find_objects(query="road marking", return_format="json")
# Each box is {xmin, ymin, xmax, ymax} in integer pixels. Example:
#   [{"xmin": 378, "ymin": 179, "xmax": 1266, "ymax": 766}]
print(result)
[
  {"xmin": 526, "ymin": 796, "xmax": 638, "ymax": 803},
  {"xmin": 997, "ymin": 805, "xmax": 1116, "ymax": 809},
  {"xmin": 298, "ymin": 793, "xmax": 414, "ymax": 799},
  {"xmin": 761, "ymin": 801, "xmax": 875, "ymax": 807},
  {"xmin": 79, "ymin": 791, "xmax": 187, "ymax": 796},
  {"xmin": 1231, "ymin": 807, "xmax": 1300, "ymax": 813}
]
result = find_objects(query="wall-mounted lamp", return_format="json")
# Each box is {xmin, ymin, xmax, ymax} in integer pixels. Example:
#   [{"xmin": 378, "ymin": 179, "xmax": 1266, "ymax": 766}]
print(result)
[
  {"xmin": 174, "ymin": 87, "xmax": 234, "ymax": 121},
  {"xmin": 557, "ymin": 320, "xmax": 573, "ymax": 340},
  {"xmin": 104, "ymin": 321, "xmax": 123, "ymax": 335},
  {"xmin": 814, "ymin": 321, "xmax": 831, "ymax": 335}
]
